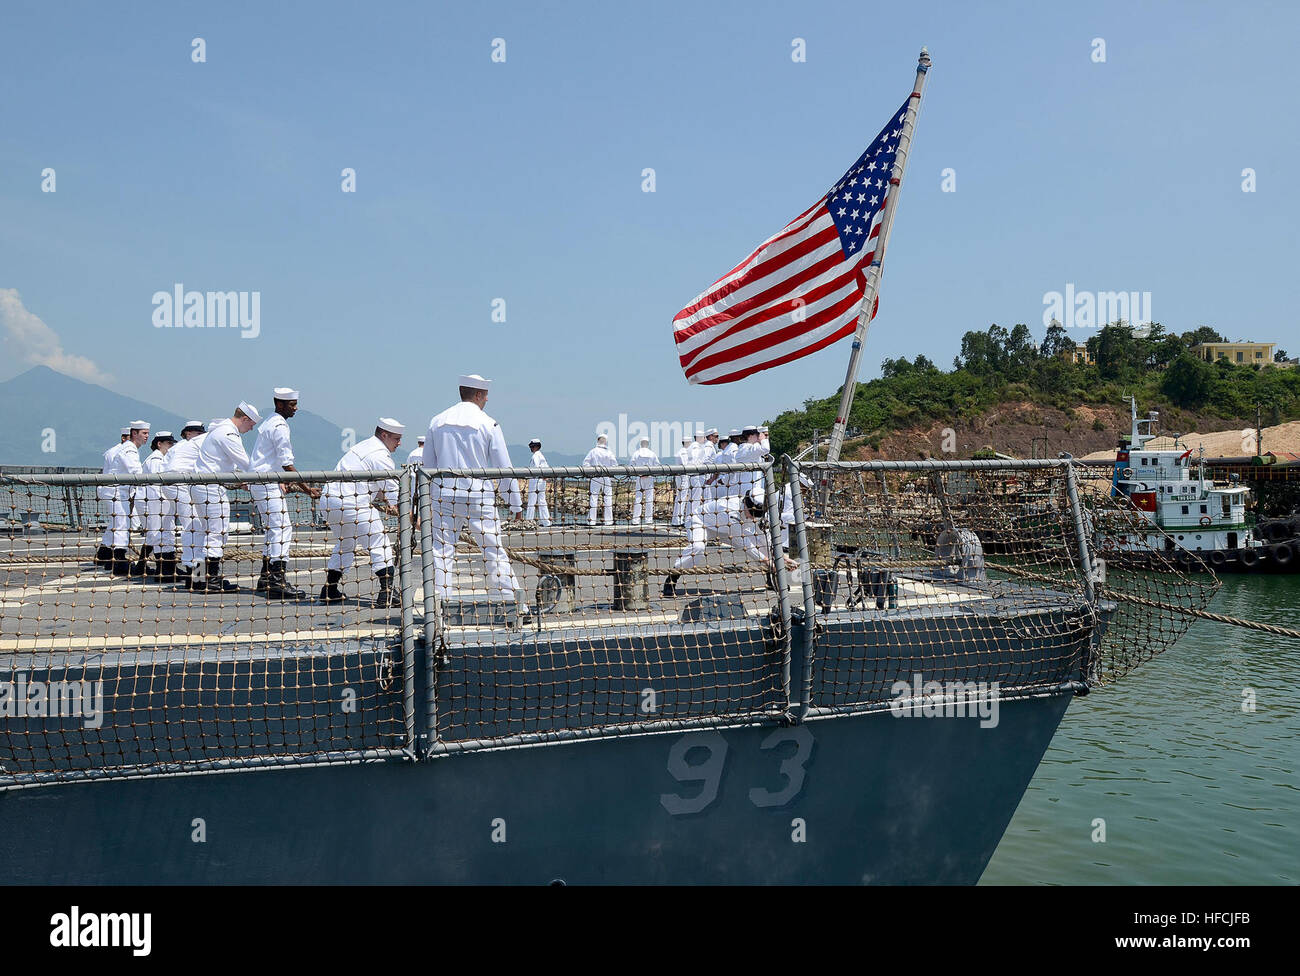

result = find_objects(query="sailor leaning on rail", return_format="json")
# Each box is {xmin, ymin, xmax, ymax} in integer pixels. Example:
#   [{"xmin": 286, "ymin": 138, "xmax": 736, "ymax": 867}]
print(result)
[
  {"xmin": 190, "ymin": 403, "xmax": 260, "ymax": 593},
  {"xmin": 249, "ymin": 387, "xmax": 317, "ymax": 600},
  {"xmin": 661, "ymin": 485, "xmax": 798, "ymax": 597},
  {"xmin": 318, "ymin": 418, "xmax": 405, "ymax": 609},
  {"xmin": 422, "ymin": 373, "xmax": 522, "ymax": 601}
]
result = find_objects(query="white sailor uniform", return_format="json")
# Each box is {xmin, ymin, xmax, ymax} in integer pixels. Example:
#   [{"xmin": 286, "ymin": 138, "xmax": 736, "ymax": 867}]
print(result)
[
  {"xmin": 104, "ymin": 441, "xmax": 142, "ymax": 547},
  {"xmin": 191, "ymin": 420, "xmax": 250, "ymax": 559},
  {"xmin": 249, "ymin": 413, "xmax": 295, "ymax": 560},
  {"xmin": 672, "ymin": 495, "xmax": 770, "ymax": 571},
  {"xmin": 166, "ymin": 434, "xmax": 205, "ymax": 570},
  {"xmin": 422, "ymin": 401, "xmax": 522, "ymax": 598},
  {"xmin": 319, "ymin": 436, "xmax": 398, "ymax": 574},
  {"xmin": 583, "ymin": 443, "xmax": 618, "ymax": 526},
  {"xmin": 526, "ymin": 449, "xmax": 552, "ymax": 526},
  {"xmin": 139, "ymin": 449, "xmax": 173, "ymax": 550},
  {"xmin": 672, "ymin": 443, "xmax": 691, "ymax": 525},
  {"xmin": 629, "ymin": 445, "xmax": 660, "ymax": 524}
]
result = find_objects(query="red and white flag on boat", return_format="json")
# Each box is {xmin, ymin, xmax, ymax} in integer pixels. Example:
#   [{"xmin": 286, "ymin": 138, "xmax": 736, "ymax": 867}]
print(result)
[{"xmin": 672, "ymin": 96, "xmax": 912, "ymax": 385}]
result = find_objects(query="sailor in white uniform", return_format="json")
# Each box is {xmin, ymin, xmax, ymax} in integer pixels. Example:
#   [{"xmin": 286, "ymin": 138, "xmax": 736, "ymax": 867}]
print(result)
[
  {"xmin": 133, "ymin": 431, "xmax": 176, "ymax": 578},
  {"xmin": 733, "ymin": 424, "xmax": 766, "ymax": 499},
  {"xmin": 95, "ymin": 428, "xmax": 131, "ymax": 567},
  {"xmin": 190, "ymin": 403, "xmax": 260, "ymax": 593},
  {"xmin": 405, "ymin": 436, "xmax": 426, "ymax": 467},
  {"xmin": 104, "ymin": 421, "xmax": 150, "ymax": 575},
  {"xmin": 525, "ymin": 438, "xmax": 552, "ymax": 526},
  {"xmin": 319, "ymin": 418, "xmax": 405, "ymax": 609},
  {"xmin": 422, "ymin": 374, "xmax": 523, "ymax": 600},
  {"xmin": 249, "ymin": 388, "xmax": 313, "ymax": 599},
  {"xmin": 583, "ymin": 434, "xmax": 618, "ymax": 526},
  {"xmin": 671, "ymin": 437, "xmax": 691, "ymax": 526},
  {"xmin": 629, "ymin": 437, "xmax": 660, "ymax": 525},
  {"xmin": 759, "ymin": 426, "xmax": 771, "ymax": 453},
  {"xmin": 404, "ymin": 435, "xmax": 426, "ymax": 528},
  {"xmin": 164, "ymin": 421, "xmax": 206, "ymax": 589},
  {"xmin": 661, "ymin": 487, "xmax": 796, "ymax": 596},
  {"xmin": 687, "ymin": 431, "xmax": 709, "ymax": 519}
]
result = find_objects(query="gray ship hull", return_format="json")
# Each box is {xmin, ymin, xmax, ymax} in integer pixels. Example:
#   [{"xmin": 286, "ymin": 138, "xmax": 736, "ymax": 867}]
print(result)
[{"xmin": 0, "ymin": 691, "xmax": 1070, "ymax": 884}]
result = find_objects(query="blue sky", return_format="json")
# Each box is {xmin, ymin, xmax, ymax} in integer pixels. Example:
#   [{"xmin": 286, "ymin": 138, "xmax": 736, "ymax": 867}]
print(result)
[{"xmin": 2, "ymin": 0, "xmax": 1298, "ymax": 455}]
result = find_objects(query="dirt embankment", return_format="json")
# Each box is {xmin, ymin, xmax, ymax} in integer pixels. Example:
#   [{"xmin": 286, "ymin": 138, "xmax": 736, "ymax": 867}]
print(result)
[{"xmin": 842, "ymin": 401, "xmax": 1296, "ymax": 461}]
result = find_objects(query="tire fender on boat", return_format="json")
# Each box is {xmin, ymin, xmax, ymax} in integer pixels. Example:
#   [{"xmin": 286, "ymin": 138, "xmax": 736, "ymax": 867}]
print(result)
[
  {"xmin": 1272, "ymin": 542, "xmax": 1294, "ymax": 566},
  {"xmin": 1239, "ymin": 548, "xmax": 1260, "ymax": 569},
  {"xmin": 1208, "ymin": 550, "xmax": 1227, "ymax": 568}
]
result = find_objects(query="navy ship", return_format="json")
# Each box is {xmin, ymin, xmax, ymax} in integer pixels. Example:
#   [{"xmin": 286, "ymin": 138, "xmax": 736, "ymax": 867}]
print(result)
[{"xmin": 0, "ymin": 457, "xmax": 1213, "ymax": 883}]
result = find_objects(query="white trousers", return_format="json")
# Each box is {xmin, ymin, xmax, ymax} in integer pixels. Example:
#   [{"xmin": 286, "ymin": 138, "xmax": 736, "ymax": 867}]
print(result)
[
  {"xmin": 320, "ymin": 495, "xmax": 393, "ymax": 573},
  {"xmin": 430, "ymin": 493, "xmax": 517, "ymax": 597},
  {"xmin": 142, "ymin": 490, "xmax": 176, "ymax": 550},
  {"xmin": 188, "ymin": 485, "xmax": 230, "ymax": 559},
  {"xmin": 250, "ymin": 483, "xmax": 292, "ymax": 559},
  {"xmin": 673, "ymin": 511, "xmax": 766, "ymax": 571},
  {"xmin": 588, "ymin": 477, "xmax": 613, "ymax": 526},
  {"xmin": 176, "ymin": 489, "xmax": 205, "ymax": 566},
  {"xmin": 632, "ymin": 479, "xmax": 655, "ymax": 524},
  {"xmin": 526, "ymin": 479, "xmax": 551, "ymax": 525},
  {"xmin": 108, "ymin": 497, "xmax": 131, "ymax": 547},
  {"xmin": 672, "ymin": 476, "xmax": 689, "ymax": 524}
]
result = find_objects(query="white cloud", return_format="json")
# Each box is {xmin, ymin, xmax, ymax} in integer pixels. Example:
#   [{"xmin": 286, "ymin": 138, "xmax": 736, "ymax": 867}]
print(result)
[{"xmin": 0, "ymin": 288, "xmax": 112, "ymax": 384}]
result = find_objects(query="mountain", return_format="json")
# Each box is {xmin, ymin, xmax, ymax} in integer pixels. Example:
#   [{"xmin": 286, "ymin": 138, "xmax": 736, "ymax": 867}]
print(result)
[{"xmin": 0, "ymin": 366, "xmax": 348, "ymax": 470}]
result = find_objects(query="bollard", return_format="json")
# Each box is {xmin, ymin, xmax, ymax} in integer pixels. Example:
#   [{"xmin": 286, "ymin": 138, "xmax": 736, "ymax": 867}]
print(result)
[
  {"xmin": 612, "ymin": 550, "xmax": 649, "ymax": 610},
  {"xmin": 538, "ymin": 550, "xmax": 577, "ymax": 613}
]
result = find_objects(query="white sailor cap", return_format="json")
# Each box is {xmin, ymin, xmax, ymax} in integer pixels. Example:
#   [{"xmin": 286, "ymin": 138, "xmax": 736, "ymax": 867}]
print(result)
[
  {"xmin": 640, "ymin": 437, "xmax": 650, "ymax": 445},
  {"xmin": 154, "ymin": 431, "xmax": 175, "ymax": 441},
  {"xmin": 120, "ymin": 427, "xmax": 130, "ymax": 436},
  {"xmin": 417, "ymin": 435, "xmax": 426, "ymax": 444},
  {"xmin": 458, "ymin": 374, "xmax": 491, "ymax": 391},
  {"xmin": 742, "ymin": 424, "xmax": 760, "ymax": 435},
  {"xmin": 528, "ymin": 437, "xmax": 541, "ymax": 445},
  {"xmin": 759, "ymin": 425, "xmax": 769, "ymax": 433},
  {"xmin": 273, "ymin": 387, "xmax": 300, "ymax": 401},
  {"xmin": 596, "ymin": 434, "xmax": 608, "ymax": 444},
  {"xmin": 129, "ymin": 420, "xmax": 150, "ymax": 431},
  {"xmin": 237, "ymin": 402, "xmax": 262, "ymax": 424},
  {"xmin": 746, "ymin": 486, "xmax": 767, "ymax": 508},
  {"xmin": 681, "ymin": 437, "xmax": 690, "ymax": 445},
  {"xmin": 183, "ymin": 420, "xmax": 204, "ymax": 431},
  {"xmin": 728, "ymin": 428, "xmax": 742, "ymax": 438},
  {"xmin": 376, "ymin": 417, "xmax": 405, "ymax": 435},
  {"xmin": 695, "ymin": 430, "xmax": 707, "ymax": 439},
  {"xmin": 705, "ymin": 427, "xmax": 718, "ymax": 436}
]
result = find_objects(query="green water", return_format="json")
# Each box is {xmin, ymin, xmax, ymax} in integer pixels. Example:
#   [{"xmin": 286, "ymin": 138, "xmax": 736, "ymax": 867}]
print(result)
[{"xmin": 981, "ymin": 573, "xmax": 1299, "ymax": 885}]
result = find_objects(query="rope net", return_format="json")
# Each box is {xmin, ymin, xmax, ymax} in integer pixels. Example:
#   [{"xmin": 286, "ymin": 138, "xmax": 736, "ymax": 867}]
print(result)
[
  {"xmin": 0, "ymin": 458, "xmax": 1218, "ymax": 784},
  {"xmin": 794, "ymin": 461, "xmax": 1219, "ymax": 711}
]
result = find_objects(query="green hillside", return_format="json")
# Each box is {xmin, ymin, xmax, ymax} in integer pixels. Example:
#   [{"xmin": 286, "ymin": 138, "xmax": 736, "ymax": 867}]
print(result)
[{"xmin": 768, "ymin": 323, "xmax": 1300, "ymax": 458}]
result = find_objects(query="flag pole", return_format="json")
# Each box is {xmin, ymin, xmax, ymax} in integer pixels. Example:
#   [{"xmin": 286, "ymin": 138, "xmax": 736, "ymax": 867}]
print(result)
[{"xmin": 823, "ymin": 47, "xmax": 931, "ymax": 464}]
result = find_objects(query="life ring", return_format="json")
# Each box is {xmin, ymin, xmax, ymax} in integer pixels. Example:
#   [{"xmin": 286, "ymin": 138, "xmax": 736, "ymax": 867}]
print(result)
[
  {"xmin": 1239, "ymin": 548, "xmax": 1260, "ymax": 568},
  {"xmin": 1199, "ymin": 516, "xmax": 1212, "ymax": 526},
  {"xmin": 1121, "ymin": 467, "xmax": 1134, "ymax": 479},
  {"xmin": 1208, "ymin": 550, "xmax": 1227, "ymax": 568},
  {"xmin": 1273, "ymin": 542, "xmax": 1294, "ymax": 566}
]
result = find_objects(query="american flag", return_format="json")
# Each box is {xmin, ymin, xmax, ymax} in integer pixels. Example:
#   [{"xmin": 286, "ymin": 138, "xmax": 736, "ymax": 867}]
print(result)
[{"xmin": 673, "ymin": 97, "xmax": 913, "ymax": 385}]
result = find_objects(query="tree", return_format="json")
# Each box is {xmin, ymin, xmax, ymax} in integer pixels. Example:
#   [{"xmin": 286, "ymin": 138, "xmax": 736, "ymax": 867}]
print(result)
[
  {"xmin": 1040, "ymin": 320, "xmax": 1074, "ymax": 360},
  {"xmin": 1090, "ymin": 323, "xmax": 1140, "ymax": 380},
  {"xmin": 1276, "ymin": 349, "xmax": 1290, "ymax": 363},
  {"xmin": 1161, "ymin": 354, "xmax": 1217, "ymax": 407},
  {"xmin": 1005, "ymin": 323, "xmax": 1036, "ymax": 378},
  {"xmin": 1180, "ymin": 325, "xmax": 1225, "ymax": 347}
]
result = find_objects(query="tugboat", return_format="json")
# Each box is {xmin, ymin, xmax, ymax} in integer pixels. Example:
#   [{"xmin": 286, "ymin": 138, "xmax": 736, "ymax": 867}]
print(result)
[{"xmin": 1098, "ymin": 398, "xmax": 1298, "ymax": 573}]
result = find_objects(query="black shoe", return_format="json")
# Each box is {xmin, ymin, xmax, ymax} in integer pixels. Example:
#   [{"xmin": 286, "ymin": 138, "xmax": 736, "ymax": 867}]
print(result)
[
  {"xmin": 319, "ymin": 569, "xmax": 345, "ymax": 604},
  {"xmin": 203, "ymin": 557, "xmax": 238, "ymax": 593},
  {"xmin": 176, "ymin": 564, "xmax": 194, "ymax": 590},
  {"xmin": 265, "ymin": 560, "xmax": 305, "ymax": 600},
  {"xmin": 157, "ymin": 552, "xmax": 177, "ymax": 583},
  {"xmin": 254, "ymin": 556, "xmax": 271, "ymax": 593},
  {"xmin": 111, "ymin": 548, "xmax": 131, "ymax": 576},
  {"xmin": 373, "ymin": 567, "xmax": 399, "ymax": 609},
  {"xmin": 94, "ymin": 545, "xmax": 112, "ymax": 568},
  {"xmin": 130, "ymin": 544, "xmax": 154, "ymax": 577},
  {"xmin": 662, "ymin": 573, "xmax": 681, "ymax": 598}
]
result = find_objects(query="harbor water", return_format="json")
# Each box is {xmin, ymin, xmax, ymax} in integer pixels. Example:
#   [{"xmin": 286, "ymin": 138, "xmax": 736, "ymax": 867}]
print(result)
[{"xmin": 982, "ymin": 573, "xmax": 1299, "ymax": 884}]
